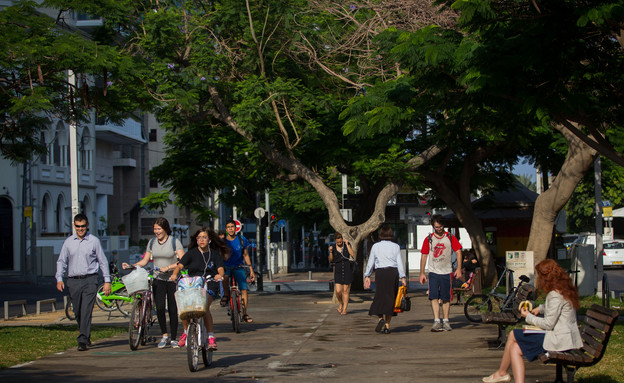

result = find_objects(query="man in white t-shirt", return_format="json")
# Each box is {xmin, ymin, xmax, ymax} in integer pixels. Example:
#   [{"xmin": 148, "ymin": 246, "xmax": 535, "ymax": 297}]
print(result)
[{"xmin": 419, "ymin": 214, "xmax": 463, "ymax": 332}]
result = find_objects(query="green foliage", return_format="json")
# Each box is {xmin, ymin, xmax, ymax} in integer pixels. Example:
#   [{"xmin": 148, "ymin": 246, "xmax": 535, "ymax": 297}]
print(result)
[
  {"xmin": 0, "ymin": 1, "xmax": 150, "ymax": 162},
  {"xmin": 140, "ymin": 190, "xmax": 172, "ymax": 212}
]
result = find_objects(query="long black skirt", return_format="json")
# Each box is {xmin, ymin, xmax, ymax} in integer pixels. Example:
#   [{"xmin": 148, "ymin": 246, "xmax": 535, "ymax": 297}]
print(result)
[{"xmin": 368, "ymin": 267, "xmax": 399, "ymax": 317}]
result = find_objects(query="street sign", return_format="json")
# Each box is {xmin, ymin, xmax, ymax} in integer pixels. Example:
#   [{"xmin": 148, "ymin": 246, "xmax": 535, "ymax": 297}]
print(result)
[
  {"xmin": 602, "ymin": 200, "xmax": 611, "ymax": 207},
  {"xmin": 603, "ymin": 206, "xmax": 613, "ymax": 217},
  {"xmin": 277, "ymin": 219, "xmax": 286, "ymax": 228},
  {"xmin": 254, "ymin": 207, "xmax": 266, "ymax": 219},
  {"xmin": 234, "ymin": 219, "xmax": 242, "ymax": 233}
]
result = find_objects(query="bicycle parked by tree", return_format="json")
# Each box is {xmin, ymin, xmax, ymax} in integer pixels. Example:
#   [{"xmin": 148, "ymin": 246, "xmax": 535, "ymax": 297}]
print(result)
[{"xmin": 464, "ymin": 264, "xmax": 532, "ymax": 323}]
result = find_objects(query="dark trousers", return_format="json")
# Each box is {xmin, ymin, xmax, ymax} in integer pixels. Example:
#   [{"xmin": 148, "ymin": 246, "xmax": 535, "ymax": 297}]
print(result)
[
  {"xmin": 66, "ymin": 275, "xmax": 98, "ymax": 345},
  {"xmin": 152, "ymin": 278, "xmax": 179, "ymax": 340}
]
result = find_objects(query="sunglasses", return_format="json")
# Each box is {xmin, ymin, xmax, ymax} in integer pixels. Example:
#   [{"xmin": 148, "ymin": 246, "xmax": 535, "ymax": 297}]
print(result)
[{"xmin": 74, "ymin": 224, "xmax": 87, "ymax": 228}]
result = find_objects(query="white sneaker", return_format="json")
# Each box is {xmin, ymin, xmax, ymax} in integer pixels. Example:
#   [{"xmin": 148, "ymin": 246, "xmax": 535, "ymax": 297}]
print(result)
[
  {"xmin": 170, "ymin": 340, "xmax": 179, "ymax": 348},
  {"xmin": 157, "ymin": 336, "xmax": 170, "ymax": 349}
]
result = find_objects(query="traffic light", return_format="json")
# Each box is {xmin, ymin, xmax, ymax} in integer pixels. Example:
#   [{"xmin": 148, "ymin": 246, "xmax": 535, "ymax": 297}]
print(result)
[{"xmin": 269, "ymin": 214, "xmax": 276, "ymax": 226}]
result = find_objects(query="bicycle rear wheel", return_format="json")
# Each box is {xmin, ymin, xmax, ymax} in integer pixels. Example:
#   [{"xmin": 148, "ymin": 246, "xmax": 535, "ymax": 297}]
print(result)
[
  {"xmin": 65, "ymin": 297, "xmax": 75, "ymax": 320},
  {"xmin": 187, "ymin": 322, "xmax": 199, "ymax": 372},
  {"xmin": 230, "ymin": 292, "xmax": 241, "ymax": 333},
  {"xmin": 129, "ymin": 298, "xmax": 143, "ymax": 350},
  {"xmin": 464, "ymin": 294, "xmax": 493, "ymax": 323},
  {"xmin": 95, "ymin": 284, "xmax": 117, "ymax": 312}
]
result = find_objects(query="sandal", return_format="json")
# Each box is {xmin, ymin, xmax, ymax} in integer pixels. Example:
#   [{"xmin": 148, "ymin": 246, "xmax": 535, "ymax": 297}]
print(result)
[
  {"xmin": 242, "ymin": 314, "xmax": 253, "ymax": 323},
  {"xmin": 375, "ymin": 318, "xmax": 385, "ymax": 332},
  {"xmin": 220, "ymin": 296, "xmax": 229, "ymax": 307}
]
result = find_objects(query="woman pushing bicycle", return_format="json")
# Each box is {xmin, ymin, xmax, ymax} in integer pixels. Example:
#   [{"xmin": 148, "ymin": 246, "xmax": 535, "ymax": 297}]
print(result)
[
  {"xmin": 170, "ymin": 227, "xmax": 229, "ymax": 351},
  {"xmin": 123, "ymin": 217, "xmax": 185, "ymax": 348}
]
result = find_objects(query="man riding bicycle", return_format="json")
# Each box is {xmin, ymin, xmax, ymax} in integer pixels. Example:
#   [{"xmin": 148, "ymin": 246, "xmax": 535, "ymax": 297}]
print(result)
[{"xmin": 221, "ymin": 220, "xmax": 256, "ymax": 323}]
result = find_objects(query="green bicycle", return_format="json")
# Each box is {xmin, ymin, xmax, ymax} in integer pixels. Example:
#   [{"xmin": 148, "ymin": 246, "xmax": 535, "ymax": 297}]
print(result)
[{"xmin": 95, "ymin": 262, "xmax": 133, "ymax": 317}]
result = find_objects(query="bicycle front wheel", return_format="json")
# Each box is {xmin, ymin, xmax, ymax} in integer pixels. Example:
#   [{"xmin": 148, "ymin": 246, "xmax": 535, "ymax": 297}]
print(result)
[
  {"xmin": 202, "ymin": 347, "xmax": 212, "ymax": 367},
  {"xmin": 187, "ymin": 322, "xmax": 199, "ymax": 372},
  {"xmin": 115, "ymin": 287, "xmax": 131, "ymax": 317},
  {"xmin": 129, "ymin": 298, "xmax": 143, "ymax": 350},
  {"xmin": 95, "ymin": 284, "xmax": 117, "ymax": 312},
  {"xmin": 230, "ymin": 292, "xmax": 241, "ymax": 333},
  {"xmin": 464, "ymin": 294, "xmax": 493, "ymax": 323},
  {"xmin": 65, "ymin": 297, "xmax": 75, "ymax": 320}
]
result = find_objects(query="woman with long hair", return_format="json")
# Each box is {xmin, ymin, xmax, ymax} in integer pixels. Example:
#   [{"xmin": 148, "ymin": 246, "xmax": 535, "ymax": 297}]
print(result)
[
  {"xmin": 123, "ymin": 217, "xmax": 184, "ymax": 348},
  {"xmin": 170, "ymin": 227, "xmax": 229, "ymax": 350},
  {"xmin": 363, "ymin": 225, "xmax": 406, "ymax": 334},
  {"xmin": 482, "ymin": 259, "xmax": 582, "ymax": 383}
]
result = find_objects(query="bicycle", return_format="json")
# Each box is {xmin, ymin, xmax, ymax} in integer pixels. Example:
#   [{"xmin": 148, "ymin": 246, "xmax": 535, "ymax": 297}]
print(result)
[
  {"xmin": 464, "ymin": 265, "xmax": 532, "ymax": 323},
  {"xmin": 65, "ymin": 296, "xmax": 75, "ymax": 320},
  {"xmin": 185, "ymin": 276, "xmax": 215, "ymax": 372},
  {"xmin": 95, "ymin": 262, "xmax": 133, "ymax": 317},
  {"xmin": 225, "ymin": 266, "xmax": 251, "ymax": 333},
  {"xmin": 128, "ymin": 267, "xmax": 157, "ymax": 350}
]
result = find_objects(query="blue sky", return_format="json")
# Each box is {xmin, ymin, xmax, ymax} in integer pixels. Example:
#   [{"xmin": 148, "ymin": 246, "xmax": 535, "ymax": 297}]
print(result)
[{"xmin": 513, "ymin": 161, "xmax": 536, "ymax": 182}]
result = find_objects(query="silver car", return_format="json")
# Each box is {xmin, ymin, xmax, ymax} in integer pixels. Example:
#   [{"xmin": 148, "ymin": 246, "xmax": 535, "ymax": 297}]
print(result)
[{"xmin": 603, "ymin": 240, "xmax": 624, "ymax": 268}]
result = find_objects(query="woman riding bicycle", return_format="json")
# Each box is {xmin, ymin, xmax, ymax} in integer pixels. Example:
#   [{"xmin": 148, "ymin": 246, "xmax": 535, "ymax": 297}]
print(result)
[{"xmin": 170, "ymin": 227, "xmax": 229, "ymax": 350}]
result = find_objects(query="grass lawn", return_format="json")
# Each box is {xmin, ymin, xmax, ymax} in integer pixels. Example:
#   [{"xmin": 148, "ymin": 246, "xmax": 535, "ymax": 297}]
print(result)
[{"xmin": 0, "ymin": 325, "xmax": 126, "ymax": 369}]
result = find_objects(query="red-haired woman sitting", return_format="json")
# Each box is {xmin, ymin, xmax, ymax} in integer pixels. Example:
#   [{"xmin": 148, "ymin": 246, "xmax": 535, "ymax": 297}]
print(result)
[{"xmin": 482, "ymin": 259, "xmax": 582, "ymax": 383}]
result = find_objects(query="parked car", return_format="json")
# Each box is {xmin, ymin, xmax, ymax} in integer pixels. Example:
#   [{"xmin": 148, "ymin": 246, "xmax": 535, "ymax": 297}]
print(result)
[{"xmin": 603, "ymin": 240, "xmax": 624, "ymax": 268}]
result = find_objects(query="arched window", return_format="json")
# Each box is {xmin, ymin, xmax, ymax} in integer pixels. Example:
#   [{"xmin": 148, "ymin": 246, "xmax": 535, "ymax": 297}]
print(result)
[
  {"xmin": 54, "ymin": 122, "xmax": 68, "ymax": 167},
  {"xmin": 0, "ymin": 197, "xmax": 14, "ymax": 270},
  {"xmin": 56, "ymin": 194, "xmax": 68, "ymax": 233},
  {"xmin": 80, "ymin": 128, "xmax": 92, "ymax": 170},
  {"xmin": 41, "ymin": 193, "xmax": 53, "ymax": 233}
]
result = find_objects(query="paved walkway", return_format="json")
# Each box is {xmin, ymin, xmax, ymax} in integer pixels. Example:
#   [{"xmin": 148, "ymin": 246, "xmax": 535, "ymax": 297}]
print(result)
[{"xmin": 0, "ymin": 290, "xmax": 558, "ymax": 382}]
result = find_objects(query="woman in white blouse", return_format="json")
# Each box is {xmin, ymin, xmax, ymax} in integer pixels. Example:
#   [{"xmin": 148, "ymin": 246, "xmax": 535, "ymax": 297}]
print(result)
[{"xmin": 364, "ymin": 225, "xmax": 406, "ymax": 334}]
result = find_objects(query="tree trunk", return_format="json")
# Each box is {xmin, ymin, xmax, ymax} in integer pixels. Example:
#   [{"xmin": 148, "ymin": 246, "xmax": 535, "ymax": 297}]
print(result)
[{"xmin": 526, "ymin": 123, "xmax": 598, "ymax": 263}]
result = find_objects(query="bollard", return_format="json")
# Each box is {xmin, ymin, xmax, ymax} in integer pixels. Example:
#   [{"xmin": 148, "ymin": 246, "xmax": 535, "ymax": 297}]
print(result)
[{"xmin": 308, "ymin": 270, "xmax": 312, "ymax": 280}]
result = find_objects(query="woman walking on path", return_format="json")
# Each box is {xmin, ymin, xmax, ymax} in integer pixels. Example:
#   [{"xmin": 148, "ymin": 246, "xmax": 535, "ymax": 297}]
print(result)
[
  {"xmin": 363, "ymin": 225, "xmax": 406, "ymax": 334},
  {"xmin": 123, "ymin": 217, "xmax": 185, "ymax": 348},
  {"xmin": 329, "ymin": 232, "xmax": 356, "ymax": 315},
  {"xmin": 482, "ymin": 259, "xmax": 582, "ymax": 383}
]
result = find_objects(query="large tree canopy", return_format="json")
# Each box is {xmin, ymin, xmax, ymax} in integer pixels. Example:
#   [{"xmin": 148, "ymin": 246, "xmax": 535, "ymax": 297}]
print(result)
[{"xmin": 0, "ymin": 1, "xmax": 148, "ymax": 162}]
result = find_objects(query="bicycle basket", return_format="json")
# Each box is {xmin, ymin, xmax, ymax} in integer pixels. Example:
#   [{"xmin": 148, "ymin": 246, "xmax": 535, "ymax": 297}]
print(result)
[
  {"xmin": 122, "ymin": 267, "xmax": 149, "ymax": 295},
  {"xmin": 175, "ymin": 288, "xmax": 207, "ymax": 320}
]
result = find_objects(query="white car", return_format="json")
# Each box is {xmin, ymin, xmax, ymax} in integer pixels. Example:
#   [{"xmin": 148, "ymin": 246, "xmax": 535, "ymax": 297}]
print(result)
[{"xmin": 603, "ymin": 240, "xmax": 624, "ymax": 268}]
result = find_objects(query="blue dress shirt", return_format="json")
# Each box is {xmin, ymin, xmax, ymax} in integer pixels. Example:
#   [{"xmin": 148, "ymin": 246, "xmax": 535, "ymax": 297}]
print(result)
[{"xmin": 55, "ymin": 233, "xmax": 111, "ymax": 283}]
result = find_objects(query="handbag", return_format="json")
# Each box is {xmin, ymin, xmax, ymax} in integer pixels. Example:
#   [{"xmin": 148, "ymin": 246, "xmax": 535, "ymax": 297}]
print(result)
[
  {"xmin": 400, "ymin": 294, "xmax": 411, "ymax": 312},
  {"xmin": 394, "ymin": 285, "xmax": 408, "ymax": 313}
]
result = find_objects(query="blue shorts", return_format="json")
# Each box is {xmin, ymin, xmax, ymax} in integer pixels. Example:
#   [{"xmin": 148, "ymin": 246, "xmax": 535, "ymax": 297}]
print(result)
[
  {"xmin": 428, "ymin": 272, "xmax": 452, "ymax": 302},
  {"xmin": 225, "ymin": 266, "xmax": 248, "ymax": 290}
]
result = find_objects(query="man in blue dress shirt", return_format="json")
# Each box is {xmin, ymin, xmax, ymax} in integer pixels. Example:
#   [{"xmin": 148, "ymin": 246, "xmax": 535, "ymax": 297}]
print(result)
[{"xmin": 55, "ymin": 213, "xmax": 111, "ymax": 351}]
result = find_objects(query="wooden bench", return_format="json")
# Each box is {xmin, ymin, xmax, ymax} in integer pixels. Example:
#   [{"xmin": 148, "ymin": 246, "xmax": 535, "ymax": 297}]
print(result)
[
  {"xmin": 481, "ymin": 282, "xmax": 536, "ymax": 347},
  {"xmin": 538, "ymin": 304, "xmax": 619, "ymax": 383},
  {"xmin": 452, "ymin": 267, "xmax": 481, "ymax": 304}
]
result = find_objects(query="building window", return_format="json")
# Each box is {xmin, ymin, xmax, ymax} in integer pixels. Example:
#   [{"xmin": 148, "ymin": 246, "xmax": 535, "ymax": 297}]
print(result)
[
  {"xmin": 141, "ymin": 218, "xmax": 154, "ymax": 235},
  {"xmin": 149, "ymin": 129, "xmax": 157, "ymax": 142}
]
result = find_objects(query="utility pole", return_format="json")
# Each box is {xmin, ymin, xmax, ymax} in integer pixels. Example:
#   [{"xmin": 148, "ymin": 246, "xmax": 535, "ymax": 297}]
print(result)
[
  {"xmin": 594, "ymin": 157, "xmax": 604, "ymax": 297},
  {"xmin": 68, "ymin": 70, "xmax": 80, "ymax": 224}
]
